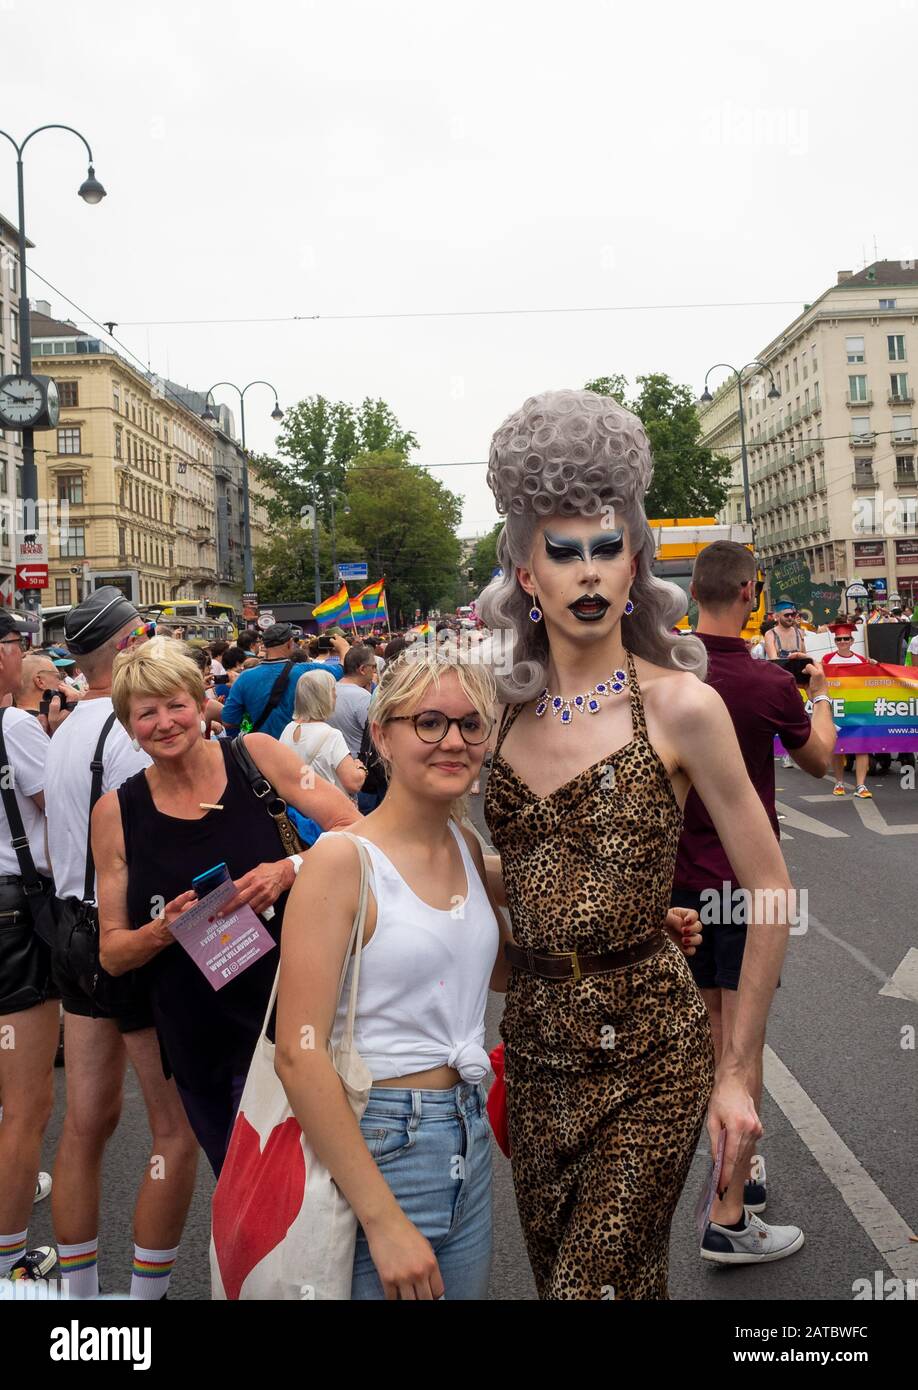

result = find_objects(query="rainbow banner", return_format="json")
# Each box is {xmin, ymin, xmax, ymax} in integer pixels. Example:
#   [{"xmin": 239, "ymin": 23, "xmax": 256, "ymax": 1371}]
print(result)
[
  {"xmin": 350, "ymin": 579, "xmax": 388, "ymax": 628},
  {"xmin": 312, "ymin": 583, "xmax": 351, "ymax": 628},
  {"xmin": 776, "ymin": 662, "xmax": 918, "ymax": 754},
  {"xmin": 352, "ymin": 578, "xmax": 384, "ymax": 611}
]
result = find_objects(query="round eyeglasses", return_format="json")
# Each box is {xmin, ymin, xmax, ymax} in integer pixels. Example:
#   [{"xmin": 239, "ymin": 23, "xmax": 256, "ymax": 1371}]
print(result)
[{"xmin": 387, "ymin": 710, "xmax": 493, "ymax": 745}]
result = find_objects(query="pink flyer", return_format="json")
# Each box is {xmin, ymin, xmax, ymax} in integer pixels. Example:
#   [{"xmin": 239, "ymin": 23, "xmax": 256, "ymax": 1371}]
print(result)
[{"xmin": 167, "ymin": 879, "xmax": 276, "ymax": 992}]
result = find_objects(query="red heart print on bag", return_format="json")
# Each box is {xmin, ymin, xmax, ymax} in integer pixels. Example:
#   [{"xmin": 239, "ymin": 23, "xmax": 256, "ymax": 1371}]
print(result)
[{"xmin": 212, "ymin": 1113, "xmax": 306, "ymax": 1299}]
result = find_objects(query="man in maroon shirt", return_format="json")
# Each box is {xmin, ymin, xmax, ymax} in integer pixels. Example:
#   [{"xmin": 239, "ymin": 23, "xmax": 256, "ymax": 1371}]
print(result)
[{"xmin": 672, "ymin": 542, "xmax": 836, "ymax": 1266}]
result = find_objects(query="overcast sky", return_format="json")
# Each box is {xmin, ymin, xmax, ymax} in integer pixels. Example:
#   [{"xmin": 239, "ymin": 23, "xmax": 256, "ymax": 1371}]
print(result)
[{"xmin": 4, "ymin": 0, "xmax": 916, "ymax": 535}]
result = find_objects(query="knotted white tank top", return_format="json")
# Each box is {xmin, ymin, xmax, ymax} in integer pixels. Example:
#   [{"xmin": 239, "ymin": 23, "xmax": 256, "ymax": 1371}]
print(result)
[{"xmin": 329, "ymin": 820, "xmax": 499, "ymax": 1084}]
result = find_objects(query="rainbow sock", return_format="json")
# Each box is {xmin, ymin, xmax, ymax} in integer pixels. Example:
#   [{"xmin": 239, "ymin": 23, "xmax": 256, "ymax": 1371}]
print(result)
[
  {"xmin": 130, "ymin": 1244, "xmax": 178, "ymax": 1301},
  {"xmin": 58, "ymin": 1238, "xmax": 99, "ymax": 1299},
  {"xmin": 0, "ymin": 1230, "xmax": 28, "ymax": 1278}
]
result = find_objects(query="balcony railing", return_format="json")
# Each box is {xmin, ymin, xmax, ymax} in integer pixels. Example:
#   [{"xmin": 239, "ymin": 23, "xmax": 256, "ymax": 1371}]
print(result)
[
  {"xmin": 892, "ymin": 429, "xmax": 916, "ymax": 445},
  {"xmin": 853, "ymin": 471, "xmax": 876, "ymax": 489},
  {"xmin": 889, "ymin": 393, "xmax": 915, "ymax": 406},
  {"xmin": 895, "ymin": 469, "xmax": 917, "ymax": 487},
  {"xmin": 849, "ymin": 433, "xmax": 876, "ymax": 449},
  {"xmin": 846, "ymin": 395, "xmax": 873, "ymax": 408}
]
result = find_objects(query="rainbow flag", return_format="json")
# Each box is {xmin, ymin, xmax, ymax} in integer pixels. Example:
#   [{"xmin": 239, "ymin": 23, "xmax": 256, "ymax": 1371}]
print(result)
[
  {"xmin": 776, "ymin": 662, "xmax": 918, "ymax": 754},
  {"xmin": 353, "ymin": 578, "xmax": 384, "ymax": 611},
  {"xmin": 312, "ymin": 583, "xmax": 351, "ymax": 628}
]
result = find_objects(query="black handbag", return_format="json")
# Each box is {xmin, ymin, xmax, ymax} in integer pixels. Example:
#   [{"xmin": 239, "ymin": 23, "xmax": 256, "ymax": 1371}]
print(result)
[
  {"xmin": 33, "ymin": 711, "xmax": 139, "ymax": 1015},
  {"xmin": 229, "ymin": 733, "xmax": 303, "ymax": 856},
  {"xmin": 0, "ymin": 709, "xmax": 55, "ymax": 1011},
  {"xmin": 357, "ymin": 717, "xmax": 388, "ymax": 798}
]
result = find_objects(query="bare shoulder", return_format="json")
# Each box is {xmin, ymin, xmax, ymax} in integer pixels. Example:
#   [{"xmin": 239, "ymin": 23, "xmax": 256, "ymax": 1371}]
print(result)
[
  {"xmin": 632, "ymin": 654, "xmax": 710, "ymax": 714},
  {"xmin": 304, "ymin": 830, "xmax": 364, "ymax": 878},
  {"xmin": 92, "ymin": 788, "xmax": 125, "ymax": 851}
]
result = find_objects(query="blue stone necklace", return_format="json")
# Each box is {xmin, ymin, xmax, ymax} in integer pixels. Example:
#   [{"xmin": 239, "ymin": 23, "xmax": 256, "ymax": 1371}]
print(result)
[{"xmin": 534, "ymin": 668, "xmax": 628, "ymax": 725}]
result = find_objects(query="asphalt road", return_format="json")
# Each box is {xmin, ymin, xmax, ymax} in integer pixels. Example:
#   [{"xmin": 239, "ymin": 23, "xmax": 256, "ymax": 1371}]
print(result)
[{"xmin": 27, "ymin": 757, "xmax": 918, "ymax": 1301}]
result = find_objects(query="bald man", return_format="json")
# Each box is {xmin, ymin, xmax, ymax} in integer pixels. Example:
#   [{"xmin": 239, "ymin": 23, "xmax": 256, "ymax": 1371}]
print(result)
[{"xmin": 16, "ymin": 652, "xmax": 73, "ymax": 717}]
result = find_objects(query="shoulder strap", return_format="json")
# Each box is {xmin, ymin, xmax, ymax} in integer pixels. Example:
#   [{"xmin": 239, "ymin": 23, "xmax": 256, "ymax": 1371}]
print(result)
[
  {"xmin": 0, "ymin": 708, "xmax": 43, "ymax": 894},
  {"xmin": 626, "ymin": 650, "xmax": 648, "ymax": 740},
  {"xmin": 82, "ymin": 711, "xmax": 119, "ymax": 903},
  {"xmin": 250, "ymin": 659, "xmax": 295, "ymax": 733},
  {"xmin": 228, "ymin": 731, "xmax": 273, "ymax": 799},
  {"xmin": 494, "ymin": 702, "xmax": 523, "ymax": 758}
]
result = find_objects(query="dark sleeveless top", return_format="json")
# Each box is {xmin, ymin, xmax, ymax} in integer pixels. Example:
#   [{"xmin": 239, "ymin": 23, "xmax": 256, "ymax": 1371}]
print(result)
[{"xmin": 117, "ymin": 740, "xmax": 290, "ymax": 1091}]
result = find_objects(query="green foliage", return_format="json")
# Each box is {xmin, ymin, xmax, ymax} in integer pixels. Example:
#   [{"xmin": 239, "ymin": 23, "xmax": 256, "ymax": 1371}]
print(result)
[
  {"xmin": 586, "ymin": 372, "xmax": 732, "ymax": 517},
  {"xmin": 250, "ymin": 394, "xmax": 419, "ymax": 525},
  {"xmin": 252, "ymin": 521, "xmax": 363, "ymax": 605},
  {"xmin": 467, "ymin": 523, "xmax": 503, "ymax": 594}
]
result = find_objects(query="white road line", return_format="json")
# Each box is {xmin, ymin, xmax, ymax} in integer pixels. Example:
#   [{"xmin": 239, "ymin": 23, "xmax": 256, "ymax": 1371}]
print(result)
[
  {"xmin": 775, "ymin": 799, "xmax": 848, "ymax": 838},
  {"xmin": 879, "ymin": 947, "xmax": 918, "ymax": 1004},
  {"xmin": 764, "ymin": 1045, "xmax": 918, "ymax": 1283},
  {"xmin": 807, "ymin": 911, "xmax": 891, "ymax": 986}
]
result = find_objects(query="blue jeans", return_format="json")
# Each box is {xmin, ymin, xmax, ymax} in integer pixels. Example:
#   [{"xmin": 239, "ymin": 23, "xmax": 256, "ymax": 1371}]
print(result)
[{"xmin": 351, "ymin": 1083, "xmax": 493, "ymax": 1300}]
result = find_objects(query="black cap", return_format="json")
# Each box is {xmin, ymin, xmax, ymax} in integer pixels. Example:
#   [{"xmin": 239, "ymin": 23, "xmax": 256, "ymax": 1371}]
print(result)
[
  {"xmin": 0, "ymin": 610, "xmax": 27, "ymax": 640},
  {"xmin": 64, "ymin": 585, "xmax": 140, "ymax": 655},
  {"xmin": 261, "ymin": 622, "xmax": 293, "ymax": 649}
]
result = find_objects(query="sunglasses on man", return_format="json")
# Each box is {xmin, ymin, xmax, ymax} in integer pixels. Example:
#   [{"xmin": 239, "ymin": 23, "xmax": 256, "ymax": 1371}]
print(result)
[{"xmin": 116, "ymin": 621, "xmax": 157, "ymax": 652}]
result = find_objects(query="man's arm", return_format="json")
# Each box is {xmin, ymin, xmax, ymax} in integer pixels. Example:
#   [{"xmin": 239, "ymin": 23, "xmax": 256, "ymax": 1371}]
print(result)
[
  {"xmin": 788, "ymin": 664, "xmax": 836, "ymax": 777},
  {"xmin": 219, "ymin": 671, "xmax": 248, "ymax": 734}
]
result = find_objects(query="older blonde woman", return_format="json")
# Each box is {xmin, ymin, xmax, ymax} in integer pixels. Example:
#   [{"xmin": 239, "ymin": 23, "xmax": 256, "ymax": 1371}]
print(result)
[
  {"xmin": 279, "ymin": 668, "xmax": 366, "ymax": 798},
  {"xmin": 93, "ymin": 638, "xmax": 360, "ymax": 1175},
  {"xmin": 275, "ymin": 651, "xmax": 508, "ymax": 1300}
]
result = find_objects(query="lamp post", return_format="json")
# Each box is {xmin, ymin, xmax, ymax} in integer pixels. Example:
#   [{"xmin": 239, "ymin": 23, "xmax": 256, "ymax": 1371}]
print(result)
[
  {"xmin": 0, "ymin": 125, "xmax": 105, "ymax": 616},
  {"xmin": 201, "ymin": 381, "xmax": 283, "ymax": 596},
  {"xmin": 327, "ymin": 487, "xmax": 350, "ymax": 583},
  {"xmin": 700, "ymin": 360, "xmax": 780, "ymax": 533}
]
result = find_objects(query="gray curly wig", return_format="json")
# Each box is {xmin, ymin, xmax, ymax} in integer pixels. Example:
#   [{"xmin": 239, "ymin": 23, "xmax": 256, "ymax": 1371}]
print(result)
[{"xmin": 476, "ymin": 388, "xmax": 707, "ymax": 702}]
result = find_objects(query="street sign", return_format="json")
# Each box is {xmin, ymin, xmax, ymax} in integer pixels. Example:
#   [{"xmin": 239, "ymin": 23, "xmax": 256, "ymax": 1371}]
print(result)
[
  {"xmin": 337, "ymin": 562, "xmax": 368, "ymax": 581},
  {"xmin": 16, "ymin": 564, "xmax": 48, "ymax": 590},
  {"xmin": 16, "ymin": 535, "xmax": 47, "ymax": 565},
  {"xmin": 846, "ymin": 582, "xmax": 869, "ymax": 600}
]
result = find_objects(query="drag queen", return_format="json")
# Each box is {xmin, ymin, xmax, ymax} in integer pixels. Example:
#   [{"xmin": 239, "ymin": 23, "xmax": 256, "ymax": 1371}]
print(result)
[{"xmin": 478, "ymin": 389, "xmax": 794, "ymax": 1299}]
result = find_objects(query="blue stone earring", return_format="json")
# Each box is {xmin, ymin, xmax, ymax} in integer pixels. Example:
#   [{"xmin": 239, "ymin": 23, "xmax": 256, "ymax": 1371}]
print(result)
[
  {"xmin": 528, "ymin": 596, "xmax": 543, "ymax": 623},
  {"xmin": 624, "ymin": 598, "xmax": 634, "ymax": 615}
]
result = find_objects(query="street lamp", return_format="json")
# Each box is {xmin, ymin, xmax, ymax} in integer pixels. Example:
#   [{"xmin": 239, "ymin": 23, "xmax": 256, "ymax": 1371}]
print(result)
[
  {"xmin": 328, "ymin": 487, "xmax": 350, "ymax": 583},
  {"xmin": 200, "ymin": 381, "xmax": 283, "ymax": 596},
  {"xmin": 700, "ymin": 360, "xmax": 780, "ymax": 531},
  {"xmin": 0, "ymin": 125, "xmax": 106, "ymax": 615}
]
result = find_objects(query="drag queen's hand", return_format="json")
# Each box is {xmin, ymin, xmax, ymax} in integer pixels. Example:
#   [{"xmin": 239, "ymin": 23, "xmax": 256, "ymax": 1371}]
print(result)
[
  {"xmin": 706, "ymin": 1070, "xmax": 763, "ymax": 1191},
  {"xmin": 663, "ymin": 906, "xmax": 701, "ymax": 956}
]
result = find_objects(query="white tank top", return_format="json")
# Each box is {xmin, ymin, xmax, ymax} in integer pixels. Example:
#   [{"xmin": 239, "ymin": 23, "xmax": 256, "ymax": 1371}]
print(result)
[{"xmin": 329, "ymin": 821, "xmax": 499, "ymax": 1084}]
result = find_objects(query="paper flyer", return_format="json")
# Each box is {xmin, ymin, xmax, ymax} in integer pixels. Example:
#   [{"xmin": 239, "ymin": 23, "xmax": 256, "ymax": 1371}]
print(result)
[
  {"xmin": 167, "ymin": 878, "xmax": 276, "ymax": 992},
  {"xmin": 694, "ymin": 1129, "xmax": 727, "ymax": 1241}
]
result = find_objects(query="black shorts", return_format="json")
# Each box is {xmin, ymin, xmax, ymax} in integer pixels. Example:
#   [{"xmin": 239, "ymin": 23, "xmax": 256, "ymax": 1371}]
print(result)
[
  {"xmin": 0, "ymin": 878, "xmax": 61, "ymax": 1016},
  {"xmin": 52, "ymin": 950, "xmax": 154, "ymax": 1034},
  {"xmin": 671, "ymin": 887, "xmax": 782, "ymax": 992}
]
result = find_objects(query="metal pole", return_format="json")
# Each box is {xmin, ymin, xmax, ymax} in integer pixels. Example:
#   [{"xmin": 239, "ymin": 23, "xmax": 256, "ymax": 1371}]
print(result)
[
  {"xmin": 238, "ymin": 394, "xmax": 254, "ymax": 594},
  {"xmin": 330, "ymin": 489, "xmax": 337, "ymax": 582},
  {"xmin": 736, "ymin": 369, "xmax": 753, "ymax": 533},
  {"xmin": 312, "ymin": 508, "xmax": 321, "ymax": 607},
  {"xmin": 15, "ymin": 155, "xmax": 40, "ymax": 619}
]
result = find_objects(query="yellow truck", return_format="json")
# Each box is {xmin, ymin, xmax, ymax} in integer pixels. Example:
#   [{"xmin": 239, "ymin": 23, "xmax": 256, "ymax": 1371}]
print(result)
[{"xmin": 649, "ymin": 517, "xmax": 764, "ymax": 640}]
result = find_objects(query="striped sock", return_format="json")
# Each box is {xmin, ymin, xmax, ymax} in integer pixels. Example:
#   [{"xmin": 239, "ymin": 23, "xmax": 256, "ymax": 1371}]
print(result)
[
  {"xmin": 58, "ymin": 1238, "xmax": 99, "ymax": 1299},
  {"xmin": 130, "ymin": 1244, "xmax": 178, "ymax": 1301},
  {"xmin": 0, "ymin": 1230, "xmax": 28, "ymax": 1278}
]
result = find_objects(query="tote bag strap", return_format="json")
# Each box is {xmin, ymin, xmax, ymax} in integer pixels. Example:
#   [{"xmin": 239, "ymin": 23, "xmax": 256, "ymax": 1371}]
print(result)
[{"xmin": 255, "ymin": 831, "xmax": 371, "ymax": 1044}]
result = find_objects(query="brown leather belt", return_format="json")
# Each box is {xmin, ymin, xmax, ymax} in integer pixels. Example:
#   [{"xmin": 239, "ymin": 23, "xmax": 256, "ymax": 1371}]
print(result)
[{"xmin": 505, "ymin": 931, "xmax": 664, "ymax": 981}]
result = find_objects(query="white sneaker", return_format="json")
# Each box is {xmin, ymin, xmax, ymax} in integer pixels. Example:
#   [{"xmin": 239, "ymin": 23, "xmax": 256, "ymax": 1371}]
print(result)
[
  {"xmin": 34, "ymin": 1171, "xmax": 52, "ymax": 1204},
  {"xmin": 701, "ymin": 1209, "xmax": 804, "ymax": 1264},
  {"xmin": 781, "ymin": 755, "xmax": 793, "ymax": 769}
]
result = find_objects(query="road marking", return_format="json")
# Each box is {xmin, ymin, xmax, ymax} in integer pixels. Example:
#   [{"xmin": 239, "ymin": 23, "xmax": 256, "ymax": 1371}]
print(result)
[
  {"xmin": 807, "ymin": 910, "xmax": 890, "ymax": 986},
  {"xmin": 775, "ymin": 799, "xmax": 848, "ymax": 838},
  {"xmin": 801, "ymin": 793, "xmax": 918, "ymax": 834},
  {"xmin": 879, "ymin": 947, "xmax": 918, "ymax": 1004},
  {"xmin": 764, "ymin": 1046, "xmax": 918, "ymax": 1283}
]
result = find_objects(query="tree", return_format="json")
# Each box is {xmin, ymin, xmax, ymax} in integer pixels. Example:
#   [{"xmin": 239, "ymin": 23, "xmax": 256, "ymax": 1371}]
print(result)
[
  {"xmin": 467, "ymin": 523, "xmax": 503, "ymax": 594},
  {"xmin": 250, "ymin": 395, "xmax": 419, "ymax": 524},
  {"xmin": 253, "ymin": 520, "xmax": 364, "ymax": 605},
  {"xmin": 585, "ymin": 372, "xmax": 732, "ymax": 517},
  {"xmin": 336, "ymin": 450, "xmax": 463, "ymax": 622}
]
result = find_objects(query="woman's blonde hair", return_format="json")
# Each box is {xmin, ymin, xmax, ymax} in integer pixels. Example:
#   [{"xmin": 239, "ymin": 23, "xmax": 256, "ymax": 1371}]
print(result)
[
  {"xmin": 370, "ymin": 651, "xmax": 497, "ymax": 820},
  {"xmin": 111, "ymin": 636, "xmax": 205, "ymax": 727},
  {"xmin": 293, "ymin": 668, "xmax": 336, "ymax": 722}
]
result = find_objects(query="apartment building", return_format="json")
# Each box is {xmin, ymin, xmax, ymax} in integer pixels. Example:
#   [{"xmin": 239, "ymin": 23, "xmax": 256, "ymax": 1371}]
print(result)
[
  {"xmin": 744, "ymin": 261, "xmax": 918, "ymax": 605},
  {"xmin": 696, "ymin": 377, "xmax": 745, "ymax": 525},
  {"xmin": 30, "ymin": 303, "xmax": 218, "ymax": 608},
  {"xmin": 0, "ymin": 213, "xmax": 33, "ymax": 607}
]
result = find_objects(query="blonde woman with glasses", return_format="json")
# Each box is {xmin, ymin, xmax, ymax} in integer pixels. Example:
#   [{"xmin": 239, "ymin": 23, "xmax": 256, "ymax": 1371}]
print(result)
[{"xmin": 275, "ymin": 652, "xmax": 509, "ymax": 1300}]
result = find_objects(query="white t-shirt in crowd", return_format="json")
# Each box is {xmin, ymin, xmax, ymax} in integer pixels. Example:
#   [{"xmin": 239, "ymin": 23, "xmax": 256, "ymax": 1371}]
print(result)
[
  {"xmin": 45, "ymin": 697, "xmax": 151, "ymax": 901},
  {"xmin": 0, "ymin": 707, "xmax": 50, "ymax": 877},
  {"xmin": 908, "ymin": 634, "xmax": 918, "ymax": 658},
  {"xmin": 279, "ymin": 719, "xmax": 352, "ymax": 794}
]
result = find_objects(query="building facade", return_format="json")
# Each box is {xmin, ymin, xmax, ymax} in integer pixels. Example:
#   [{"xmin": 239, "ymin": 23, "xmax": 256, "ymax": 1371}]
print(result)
[
  {"xmin": 745, "ymin": 262, "xmax": 918, "ymax": 606},
  {"xmin": 0, "ymin": 213, "xmax": 33, "ymax": 607},
  {"xmin": 30, "ymin": 304, "xmax": 218, "ymax": 609},
  {"xmin": 696, "ymin": 377, "xmax": 745, "ymax": 525}
]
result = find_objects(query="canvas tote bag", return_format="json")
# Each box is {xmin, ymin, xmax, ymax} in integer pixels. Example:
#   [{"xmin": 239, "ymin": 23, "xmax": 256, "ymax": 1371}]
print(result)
[{"xmin": 210, "ymin": 832, "xmax": 373, "ymax": 1300}]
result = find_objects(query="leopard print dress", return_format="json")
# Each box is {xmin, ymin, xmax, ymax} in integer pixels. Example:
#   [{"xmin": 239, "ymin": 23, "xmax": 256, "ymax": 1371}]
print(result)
[{"xmin": 484, "ymin": 650, "xmax": 714, "ymax": 1300}]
